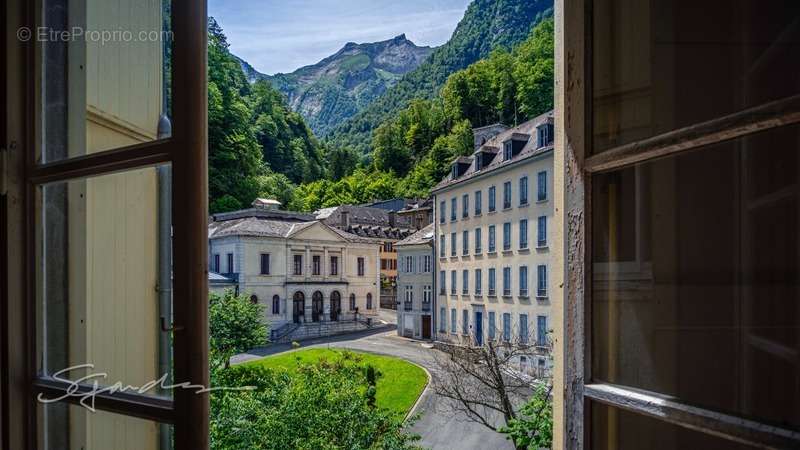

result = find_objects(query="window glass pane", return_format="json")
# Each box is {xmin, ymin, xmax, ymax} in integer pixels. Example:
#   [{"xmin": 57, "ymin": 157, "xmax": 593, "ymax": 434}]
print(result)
[
  {"xmin": 37, "ymin": 165, "xmax": 173, "ymax": 397},
  {"xmin": 592, "ymin": 0, "xmax": 800, "ymax": 152},
  {"xmin": 38, "ymin": 402, "xmax": 172, "ymax": 450},
  {"xmin": 592, "ymin": 124, "xmax": 800, "ymax": 429},
  {"xmin": 39, "ymin": 0, "xmax": 173, "ymax": 163},
  {"xmin": 591, "ymin": 402, "xmax": 756, "ymax": 450}
]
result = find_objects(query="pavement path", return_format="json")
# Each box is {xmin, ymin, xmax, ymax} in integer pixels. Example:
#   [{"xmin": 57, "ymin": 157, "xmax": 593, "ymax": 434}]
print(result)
[{"xmin": 233, "ymin": 322, "xmax": 514, "ymax": 450}]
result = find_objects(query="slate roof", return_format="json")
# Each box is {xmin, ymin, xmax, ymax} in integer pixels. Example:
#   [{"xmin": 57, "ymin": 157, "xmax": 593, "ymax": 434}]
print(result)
[
  {"xmin": 431, "ymin": 111, "xmax": 554, "ymax": 193},
  {"xmin": 208, "ymin": 217, "xmax": 370, "ymax": 243},
  {"xmin": 315, "ymin": 205, "xmax": 411, "ymax": 227},
  {"xmin": 395, "ymin": 223, "xmax": 435, "ymax": 247},
  {"xmin": 211, "ymin": 208, "xmax": 314, "ymax": 223},
  {"xmin": 209, "ymin": 272, "xmax": 236, "ymax": 284},
  {"xmin": 315, "ymin": 205, "xmax": 415, "ymax": 241}
]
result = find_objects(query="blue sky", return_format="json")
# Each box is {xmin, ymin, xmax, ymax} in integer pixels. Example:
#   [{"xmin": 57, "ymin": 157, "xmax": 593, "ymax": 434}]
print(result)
[{"xmin": 208, "ymin": 0, "xmax": 472, "ymax": 75}]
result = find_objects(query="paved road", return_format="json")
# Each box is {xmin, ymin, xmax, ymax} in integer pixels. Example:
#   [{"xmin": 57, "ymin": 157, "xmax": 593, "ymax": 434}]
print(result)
[{"xmin": 234, "ymin": 325, "xmax": 514, "ymax": 450}]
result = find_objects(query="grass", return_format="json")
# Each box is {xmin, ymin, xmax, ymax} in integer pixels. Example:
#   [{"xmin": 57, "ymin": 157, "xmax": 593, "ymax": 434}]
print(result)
[{"xmin": 243, "ymin": 348, "xmax": 428, "ymax": 416}]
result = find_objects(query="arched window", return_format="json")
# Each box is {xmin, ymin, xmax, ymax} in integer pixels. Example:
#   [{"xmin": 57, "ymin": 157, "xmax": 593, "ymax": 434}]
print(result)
[
  {"xmin": 349, "ymin": 294, "xmax": 356, "ymax": 311},
  {"xmin": 292, "ymin": 291, "xmax": 305, "ymax": 324},
  {"xmin": 312, "ymin": 291, "xmax": 324, "ymax": 322},
  {"xmin": 272, "ymin": 295, "xmax": 280, "ymax": 314},
  {"xmin": 366, "ymin": 293, "xmax": 373, "ymax": 310},
  {"xmin": 250, "ymin": 294, "xmax": 258, "ymax": 305},
  {"xmin": 330, "ymin": 291, "xmax": 341, "ymax": 321}
]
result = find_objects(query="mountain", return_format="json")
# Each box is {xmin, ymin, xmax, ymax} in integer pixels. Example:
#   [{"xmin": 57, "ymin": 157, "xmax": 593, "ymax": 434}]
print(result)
[
  {"xmin": 237, "ymin": 35, "xmax": 434, "ymax": 136},
  {"xmin": 327, "ymin": 0, "xmax": 553, "ymax": 154}
]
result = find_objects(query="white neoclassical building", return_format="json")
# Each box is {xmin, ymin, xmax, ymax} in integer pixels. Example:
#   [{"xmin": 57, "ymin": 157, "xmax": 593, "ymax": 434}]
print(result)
[
  {"xmin": 431, "ymin": 112, "xmax": 555, "ymax": 373},
  {"xmin": 395, "ymin": 224, "xmax": 435, "ymax": 339},
  {"xmin": 208, "ymin": 206, "xmax": 381, "ymax": 340}
]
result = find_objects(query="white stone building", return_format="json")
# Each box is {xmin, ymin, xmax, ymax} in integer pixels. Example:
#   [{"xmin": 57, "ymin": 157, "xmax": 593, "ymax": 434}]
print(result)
[
  {"xmin": 208, "ymin": 207, "xmax": 381, "ymax": 340},
  {"xmin": 395, "ymin": 224, "xmax": 435, "ymax": 339},
  {"xmin": 431, "ymin": 112, "xmax": 555, "ymax": 373}
]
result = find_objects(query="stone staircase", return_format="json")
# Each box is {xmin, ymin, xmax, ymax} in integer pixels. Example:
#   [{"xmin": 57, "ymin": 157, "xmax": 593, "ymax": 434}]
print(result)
[{"xmin": 271, "ymin": 319, "xmax": 375, "ymax": 344}]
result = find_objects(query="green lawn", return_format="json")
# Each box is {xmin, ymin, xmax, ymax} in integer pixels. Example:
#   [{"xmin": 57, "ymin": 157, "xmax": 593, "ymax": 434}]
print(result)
[{"xmin": 243, "ymin": 348, "xmax": 428, "ymax": 416}]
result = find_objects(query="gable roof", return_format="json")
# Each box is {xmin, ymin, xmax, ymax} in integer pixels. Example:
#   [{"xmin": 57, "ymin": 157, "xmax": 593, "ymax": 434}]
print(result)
[
  {"xmin": 395, "ymin": 223, "xmax": 435, "ymax": 247},
  {"xmin": 431, "ymin": 111, "xmax": 554, "ymax": 193},
  {"xmin": 208, "ymin": 217, "xmax": 373, "ymax": 244}
]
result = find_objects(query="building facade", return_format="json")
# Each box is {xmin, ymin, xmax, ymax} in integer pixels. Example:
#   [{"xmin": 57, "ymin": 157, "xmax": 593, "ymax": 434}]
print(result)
[
  {"xmin": 209, "ymin": 207, "xmax": 381, "ymax": 334},
  {"xmin": 395, "ymin": 224, "xmax": 435, "ymax": 339},
  {"xmin": 316, "ymin": 205, "xmax": 415, "ymax": 309},
  {"xmin": 432, "ymin": 113, "xmax": 555, "ymax": 372}
]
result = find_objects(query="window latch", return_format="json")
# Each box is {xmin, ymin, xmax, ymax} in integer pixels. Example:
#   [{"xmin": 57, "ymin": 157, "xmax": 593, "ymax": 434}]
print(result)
[
  {"xmin": 0, "ymin": 141, "xmax": 11, "ymax": 196},
  {"xmin": 160, "ymin": 317, "xmax": 184, "ymax": 332}
]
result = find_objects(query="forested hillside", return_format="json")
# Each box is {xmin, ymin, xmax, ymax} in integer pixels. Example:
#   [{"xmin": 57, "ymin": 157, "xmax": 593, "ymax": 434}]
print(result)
[
  {"xmin": 208, "ymin": 18, "xmax": 325, "ymax": 212},
  {"xmin": 207, "ymin": 2, "xmax": 554, "ymax": 214},
  {"xmin": 325, "ymin": 0, "xmax": 553, "ymax": 154},
  {"xmin": 293, "ymin": 18, "xmax": 554, "ymax": 211},
  {"xmin": 251, "ymin": 35, "xmax": 434, "ymax": 136}
]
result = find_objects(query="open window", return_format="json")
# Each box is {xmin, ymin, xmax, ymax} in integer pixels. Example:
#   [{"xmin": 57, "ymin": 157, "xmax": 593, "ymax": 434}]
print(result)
[
  {"xmin": 4, "ymin": 0, "xmax": 208, "ymax": 448},
  {"xmin": 557, "ymin": 0, "xmax": 800, "ymax": 448}
]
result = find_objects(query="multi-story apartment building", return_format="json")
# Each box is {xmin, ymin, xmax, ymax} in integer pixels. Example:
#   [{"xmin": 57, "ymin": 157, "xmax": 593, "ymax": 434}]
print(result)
[
  {"xmin": 316, "ymin": 205, "xmax": 415, "ymax": 309},
  {"xmin": 395, "ymin": 224, "xmax": 435, "ymax": 339},
  {"xmin": 209, "ymin": 205, "xmax": 381, "ymax": 338},
  {"xmin": 432, "ymin": 113, "xmax": 554, "ymax": 372}
]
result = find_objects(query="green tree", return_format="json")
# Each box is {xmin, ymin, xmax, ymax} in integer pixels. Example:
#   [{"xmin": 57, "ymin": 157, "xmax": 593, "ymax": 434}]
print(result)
[
  {"xmin": 256, "ymin": 172, "xmax": 299, "ymax": 210},
  {"xmin": 208, "ymin": 18, "xmax": 263, "ymax": 213},
  {"xmin": 327, "ymin": 145, "xmax": 359, "ymax": 180},
  {"xmin": 210, "ymin": 354, "xmax": 422, "ymax": 450},
  {"xmin": 209, "ymin": 290, "xmax": 268, "ymax": 369},
  {"xmin": 500, "ymin": 384, "xmax": 553, "ymax": 450}
]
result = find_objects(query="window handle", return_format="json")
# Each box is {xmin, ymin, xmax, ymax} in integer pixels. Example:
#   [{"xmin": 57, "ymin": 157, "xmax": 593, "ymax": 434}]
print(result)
[{"xmin": 161, "ymin": 317, "xmax": 184, "ymax": 332}]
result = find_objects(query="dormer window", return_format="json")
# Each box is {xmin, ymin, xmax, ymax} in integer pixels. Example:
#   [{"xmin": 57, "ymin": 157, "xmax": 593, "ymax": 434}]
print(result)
[
  {"xmin": 475, "ymin": 155, "xmax": 483, "ymax": 171},
  {"xmin": 537, "ymin": 123, "xmax": 554, "ymax": 148},
  {"xmin": 503, "ymin": 141, "xmax": 513, "ymax": 161},
  {"xmin": 452, "ymin": 165, "xmax": 458, "ymax": 179}
]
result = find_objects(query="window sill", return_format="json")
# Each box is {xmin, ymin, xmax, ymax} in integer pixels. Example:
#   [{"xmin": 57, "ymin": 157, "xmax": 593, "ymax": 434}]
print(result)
[
  {"xmin": 536, "ymin": 244, "xmax": 548, "ymax": 250},
  {"xmin": 474, "ymin": 212, "xmax": 482, "ymax": 217},
  {"xmin": 502, "ymin": 249, "xmax": 514, "ymax": 255},
  {"xmin": 488, "ymin": 210, "xmax": 497, "ymax": 215},
  {"xmin": 487, "ymin": 250, "xmax": 497, "ymax": 255},
  {"xmin": 519, "ymin": 202, "xmax": 530, "ymax": 208},
  {"xmin": 502, "ymin": 294, "xmax": 513, "ymax": 299},
  {"xmin": 536, "ymin": 295, "xmax": 549, "ymax": 301},
  {"xmin": 519, "ymin": 295, "xmax": 529, "ymax": 300},
  {"xmin": 536, "ymin": 199, "xmax": 548, "ymax": 204},
  {"xmin": 502, "ymin": 206, "xmax": 513, "ymax": 211},
  {"xmin": 518, "ymin": 247, "xmax": 530, "ymax": 253}
]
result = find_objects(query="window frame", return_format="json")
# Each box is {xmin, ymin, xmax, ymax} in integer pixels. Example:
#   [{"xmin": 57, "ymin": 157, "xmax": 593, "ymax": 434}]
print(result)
[
  {"xmin": 6, "ymin": 0, "xmax": 211, "ymax": 446},
  {"xmin": 330, "ymin": 255, "xmax": 339, "ymax": 276},
  {"xmin": 557, "ymin": 1, "xmax": 800, "ymax": 447},
  {"xmin": 357, "ymin": 257, "xmax": 365, "ymax": 276},
  {"xmin": 260, "ymin": 253, "xmax": 271, "ymax": 275}
]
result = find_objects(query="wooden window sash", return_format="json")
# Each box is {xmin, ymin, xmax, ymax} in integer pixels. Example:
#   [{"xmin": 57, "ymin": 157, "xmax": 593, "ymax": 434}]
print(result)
[
  {"xmin": 585, "ymin": 94, "xmax": 800, "ymax": 173},
  {"xmin": 4, "ymin": 0, "xmax": 209, "ymax": 447},
  {"xmin": 585, "ymin": 383, "xmax": 800, "ymax": 449},
  {"xmin": 560, "ymin": 0, "xmax": 800, "ymax": 449}
]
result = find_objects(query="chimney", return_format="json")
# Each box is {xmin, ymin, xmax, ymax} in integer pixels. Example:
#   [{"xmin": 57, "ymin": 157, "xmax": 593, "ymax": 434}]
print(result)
[
  {"xmin": 340, "ymin": 210, "xmax": 350, "ymax": 228},
  {"xmin": 388, "ymin": 211, "xmax": 397, "ymax": 227}
]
